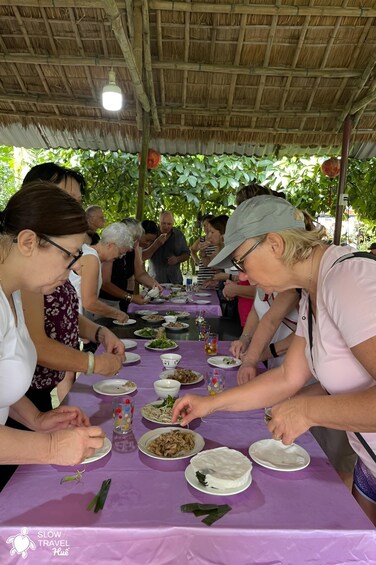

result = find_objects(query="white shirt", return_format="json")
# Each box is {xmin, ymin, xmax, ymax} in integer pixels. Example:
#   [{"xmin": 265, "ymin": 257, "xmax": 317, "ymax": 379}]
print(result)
[
  {"xmin": 0, "ymin": 287, "xmax": 37, "ymax": 425},
  {"xmin": 69, "ymin": 244, "xmax": 102, "ymax": 315}
]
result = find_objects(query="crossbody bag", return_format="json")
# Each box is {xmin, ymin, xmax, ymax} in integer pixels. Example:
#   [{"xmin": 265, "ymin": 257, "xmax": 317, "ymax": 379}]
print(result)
[{"xmin": 307, "ymin": 251, "xmax": 376, "ymax": 463}]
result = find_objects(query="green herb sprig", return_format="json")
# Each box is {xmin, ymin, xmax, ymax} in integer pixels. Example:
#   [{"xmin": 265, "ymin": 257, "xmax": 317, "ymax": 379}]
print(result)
[
  {"xmin": 181, "ymin": 502, "xmax": 232, "ymax": 526},
  {"xmin": 60, "ymin": 469, "xmax": 85, "ymax": 484},
  {"xmin": 87, "ymin": 479, "xmax": 112, "ymax": 513}
]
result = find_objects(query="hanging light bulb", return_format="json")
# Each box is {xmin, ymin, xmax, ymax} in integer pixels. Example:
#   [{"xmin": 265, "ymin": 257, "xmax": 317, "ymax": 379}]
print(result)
[{"xmin": 102, "ymin": 70, "xmax": 123, "ymax": 111}]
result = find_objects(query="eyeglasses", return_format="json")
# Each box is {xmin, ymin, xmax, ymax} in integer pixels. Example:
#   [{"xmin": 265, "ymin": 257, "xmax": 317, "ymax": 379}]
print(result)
[
  {"xmin": 231, "ymin": 238, "xmax": 264, "ymax": 272},
  {"xmin": 39, "ymin": 234, "xmax": 83, "ymax": 269}
]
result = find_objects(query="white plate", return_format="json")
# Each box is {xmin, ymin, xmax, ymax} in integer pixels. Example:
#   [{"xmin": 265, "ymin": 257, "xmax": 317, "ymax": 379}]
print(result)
[
  {"xmin": 144, "ymin": 340, "xmax": 178, "ymax": 352},
  {"xmin": 151, "ymin": 298, "xmax": 166, "ymax": 304},
  {"xmin": 138, "ymin": 427, "xmax": 205, "ymax": 460},
  {"xmin": 194, "ymin": 292, "xmax": 211, "ymax": 297},
  {"xmin": 248, "ymin": 439, "xmax": 310, "ymax": 472},
  {"xmin": 113, "ymin": 318, "xmax": 137, "ymax": 326},
  {"xmin": 170, "ymin": 298, "xmax": 187, "ymax": 304},
  {"xmin": 207, "ymin": 356, "xmax": 242, "ymax": 369},
  {"xmin": 194, "ymin": 299, "xmax": 211, "ymax": 305},
  {"xmin": 134, "ymin": 329, "xmax": 157, "ymax": 339},
  {"xmin": 141, "ymin": 400, "xmax": 179, "ymax": 426},
  {"xmin": 161, "ymin": 283, "xmax": 173, "ymax": 288},
  {"xmin": 120, "ymin": 339, "xmax": 138, "ymax": 350},
  {"xmin": 164, "ymin": 311, "xmax": 190, "ymax": 319},
  {"xmin": 171, "ymin": 286, "xmax": 183, "ymax": 292},
  {"xmin": 134, "ymin": 309, "xmax": 156, "ymax": 316},
  {"xmin": 82, "ymin": 436, "xmax": 112, "ymax": 464},
  {"xmin": 123, "ymin": 352, "xmax": 141, "ymax": 365},
  {"xmin": 93, "ymin": 378, "xmax": 137, "ymax": 396},
  {"xmin": 185, "ymin": 463, "xmax": 252, "ymax": 496},
  {"xmin": 162, "ymin": 322, "xmax": 189, "ymax": 332},
  {"xmin": 160, "ymin": 369, "xmax": 204, "ymax": 386},
  {"xmin": 141, "ymin": 315, "xmax": 166, "ymax": 324}
]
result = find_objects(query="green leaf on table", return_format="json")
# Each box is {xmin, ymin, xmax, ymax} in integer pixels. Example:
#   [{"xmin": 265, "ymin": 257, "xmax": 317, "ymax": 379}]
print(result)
[{"xmin": 202, "ymin": 504, "xmax": 232, "ymax": 526}]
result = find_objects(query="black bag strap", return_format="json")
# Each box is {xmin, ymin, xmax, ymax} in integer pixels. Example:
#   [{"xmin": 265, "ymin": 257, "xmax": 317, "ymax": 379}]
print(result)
[{"xmin": 307, "ymin": 251, "xmax": 376, "ymax": 464}]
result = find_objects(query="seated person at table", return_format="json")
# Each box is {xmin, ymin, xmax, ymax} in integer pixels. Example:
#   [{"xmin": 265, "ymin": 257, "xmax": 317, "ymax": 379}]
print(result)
[
  {"xmin": 147, "ymin": 211, "xmax": 190, "ymax": 284},
  {"xmin": 0, "ymin": 183, "xmax": 104, "ymax": 489},
  {"xmin": 69, "ymin": 223, "xmax": 133, "ymax": 322},
  {"xmin": 18, "ymin": 164, "xmax": 124, "ymax": 413},
  {"xmin": 100, "ymin": 218, "xmax": 161, "ymax": 312},
  {"xmin": 172, "ymin": 196, "xmax": 375, "ymax": 522}
]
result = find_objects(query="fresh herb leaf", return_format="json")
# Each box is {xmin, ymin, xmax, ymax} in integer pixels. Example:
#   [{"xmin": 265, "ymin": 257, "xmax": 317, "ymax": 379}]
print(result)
[
  {"xmin": 202, "ymin": 504, "xmax": 231, "ymax": 526},
  {"xmin": 87, "ymin": 479, "xmax": 112, "ymax": 513},
  {"xmin": 60, "ymin": 469, "xmax": 85, "ymax": 484},
  {"xmin": 195, "ymin": 471, "xmax": 208, "ymax": 486},
  {"xmin": 181, "ymin": 503, "xmax": 219, "ymax": 513}
]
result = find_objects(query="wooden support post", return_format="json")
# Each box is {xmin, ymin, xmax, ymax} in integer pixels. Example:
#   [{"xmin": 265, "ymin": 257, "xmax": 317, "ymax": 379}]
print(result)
[
  {"xmin": 333, "ymin": 115, "xmax": 352, "ymax": 245},
  {"xmin": 136, "ymin": 110, "xmax": 150, "ymax": 220}
]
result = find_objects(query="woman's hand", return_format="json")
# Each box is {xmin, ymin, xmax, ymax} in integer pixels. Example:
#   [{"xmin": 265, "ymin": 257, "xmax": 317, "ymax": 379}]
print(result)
[
  {"xmin": 48, "ymin": 426, "xmax": 105, "ymax": 466},
  {"xmin": 172, "ymin": 395, "xmax": 212, "ymax": 427},
  {"xmin": 236, "ymin": 361, "xmax": 258, "ymax": 385},
  {"xmin": 95, "ymin": 352, "xmax": 123, "ymax": 376},
  {"xmin": 115, "ymin": 310, "xmax": 129, "ymax": 323},
  {"xmin": 229, "ymin": 338, "xmax": 247, "ymax": 358},
  {"xmin": 130, "ymin": 294, "xmax": 148, "ymax": 305},
  {"xmin": 35, "ymin": 406, "xmax": 90, "ymax": 432},
  {"xmin": 99, "ymin": 327, "xmax": 125, "ymax": 357},
  {"xmin": 223, "ymin": 281, "xmax": 239, "ymax": 300},
  {"xmin": 267, "ymin": 396, "xmax": 311, "ymax": 445}
]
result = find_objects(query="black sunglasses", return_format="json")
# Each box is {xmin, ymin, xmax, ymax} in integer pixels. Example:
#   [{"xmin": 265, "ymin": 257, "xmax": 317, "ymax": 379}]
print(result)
[
  {"xmin": 231, "ymin": 238, "xmax": 264, "ymax": 272},
  {"xmin": 39, "ymin": 234, "xmax": 83, "ymax": 269}
]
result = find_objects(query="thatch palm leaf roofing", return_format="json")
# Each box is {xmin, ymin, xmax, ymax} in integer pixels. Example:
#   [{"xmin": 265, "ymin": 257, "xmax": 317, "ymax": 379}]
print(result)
[{"xmin": 1, "ymin": 0, "xmax": 376, "ymax": 157}]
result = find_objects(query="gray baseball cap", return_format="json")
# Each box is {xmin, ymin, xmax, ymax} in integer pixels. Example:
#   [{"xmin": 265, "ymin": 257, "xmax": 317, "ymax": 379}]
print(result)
[{"xmin": 209, "ymin": 195, "xmax": 305, "ymax": 269}]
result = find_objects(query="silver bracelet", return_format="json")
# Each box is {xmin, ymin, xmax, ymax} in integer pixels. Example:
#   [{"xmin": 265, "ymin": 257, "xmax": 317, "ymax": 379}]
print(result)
[
  {"xmin": 240, "ymin": 333, "xmax": 252, "ymax": 340},
  {"xmin": 86, "ymin": 351, "xmax": 95, "ymax": 375}
]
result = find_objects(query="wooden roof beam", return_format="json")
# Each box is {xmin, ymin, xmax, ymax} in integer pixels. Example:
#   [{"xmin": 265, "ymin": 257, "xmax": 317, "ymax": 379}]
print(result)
[
  {"xmin": 101, "ymin": 0, "xmax": 150, "ymax": 112},
  {"xmin": 3, "ymin": 1, "xmax": 376, "ymax": 18},
  {"xmin": 141, "ymin": 0, "xmax": 161, "ymax": 131}
]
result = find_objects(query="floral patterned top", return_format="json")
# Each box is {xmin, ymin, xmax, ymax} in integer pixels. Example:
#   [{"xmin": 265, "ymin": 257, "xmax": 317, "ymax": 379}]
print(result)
[{"xmin": 30, "ymin": 280, "xmax": 79, "ymax": 390}]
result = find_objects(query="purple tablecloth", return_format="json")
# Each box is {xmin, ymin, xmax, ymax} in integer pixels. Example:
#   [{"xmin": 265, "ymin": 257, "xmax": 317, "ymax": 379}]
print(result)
[
  {"xmin": 0, "ymin": 340, "xmax": 375, "ymax": 564},
  {"xmin": 128, "ymin": 289, "xmax": 222, "ymax": 317}
]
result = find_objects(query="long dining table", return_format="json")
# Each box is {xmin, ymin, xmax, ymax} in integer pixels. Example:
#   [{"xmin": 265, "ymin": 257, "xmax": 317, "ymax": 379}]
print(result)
[
  {"xmin": 127, "ymin": 288, "xmax": 223, "ymax": 317},
  {"xmin": 0, "ymin": 339, "xmax": 375, "ymax": 564}
]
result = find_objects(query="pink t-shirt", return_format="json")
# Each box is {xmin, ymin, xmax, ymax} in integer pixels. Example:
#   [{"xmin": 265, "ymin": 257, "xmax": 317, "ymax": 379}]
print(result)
[{"xmin": 296, "ymin": 245, "xmax": 376, "ymax": 475}]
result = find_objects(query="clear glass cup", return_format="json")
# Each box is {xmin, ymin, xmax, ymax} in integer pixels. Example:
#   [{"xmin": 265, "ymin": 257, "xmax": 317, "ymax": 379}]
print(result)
[
  {"xmin": 113, "ymin": 396, "xmax": 135, "ymax": 434},
  {"xmin": 206, "ymin": 369, "xmax": 225, "ymax": 395},
  {"xmin": 204, "ymin": 332, "xmax": 218, "ymax": 355}
]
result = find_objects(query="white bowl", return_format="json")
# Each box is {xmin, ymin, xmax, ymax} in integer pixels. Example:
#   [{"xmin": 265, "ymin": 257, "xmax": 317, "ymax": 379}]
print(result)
[
  {"xmin": 153, "ymin": 379, "xmax": 181, "ymax": 399},
  {"xmin": 164, "ymin": 315, "xmax": 178, "ymax": 324},
  {"xmin": 147, "ymin": 287, "xmax": 160, "ymax": 299},
  {"xmin": 160, "ymin": 353, "xmax": 182, "ymax": 369},
  {"xmin": 170, "ymin": 298, "xmax": 187, "ymax": 304}
]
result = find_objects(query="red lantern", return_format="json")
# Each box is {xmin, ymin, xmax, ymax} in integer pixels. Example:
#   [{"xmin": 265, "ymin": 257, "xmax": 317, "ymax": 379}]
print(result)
[
  {"xmin": 138, "ymin": 148, "xmax": 161, "ymax": 170},
  {"xmin": 321, "ymin": 158, "xmax": 340, "ymax": 179},
  {"xmin": 147, "ymin": 149, "xmax": 161, "ymax": 169}
]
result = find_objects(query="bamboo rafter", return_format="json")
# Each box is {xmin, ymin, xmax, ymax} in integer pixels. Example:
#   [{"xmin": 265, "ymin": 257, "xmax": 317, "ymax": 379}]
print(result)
[{"xmin": 142, "ymin": 0, "xmax": 161, "ymax": 131}]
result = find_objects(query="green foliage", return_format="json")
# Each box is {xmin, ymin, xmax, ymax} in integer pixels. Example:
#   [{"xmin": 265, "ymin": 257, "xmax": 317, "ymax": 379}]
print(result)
[{"xmin": 0, "ymin": 146, "xmax": 375, "ymax": 244}]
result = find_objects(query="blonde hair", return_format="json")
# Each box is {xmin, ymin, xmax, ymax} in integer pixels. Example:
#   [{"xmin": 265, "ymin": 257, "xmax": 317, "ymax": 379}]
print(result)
[{"xmin": 276, "ymin": 225, "xmax": 327, "ymax": 265}]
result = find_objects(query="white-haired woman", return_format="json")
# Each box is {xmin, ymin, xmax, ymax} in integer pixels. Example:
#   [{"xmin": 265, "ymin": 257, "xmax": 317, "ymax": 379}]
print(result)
[
  {"xmin": 69, "ymin": 222, "xmax": 133, "ymax": 322},
  {"xmin": 100, "ymin": 218, "xmax": 162, "ymax": 311},
  {"xmin": 173, "ymin": 195, "xmax": 376, "ymax": 525}
]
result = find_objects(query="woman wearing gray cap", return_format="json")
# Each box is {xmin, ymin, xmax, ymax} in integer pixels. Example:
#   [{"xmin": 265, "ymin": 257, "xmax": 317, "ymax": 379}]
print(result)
[{"xmin": 173, "ymin": 195, "xmax": 376, "ymax": 524}]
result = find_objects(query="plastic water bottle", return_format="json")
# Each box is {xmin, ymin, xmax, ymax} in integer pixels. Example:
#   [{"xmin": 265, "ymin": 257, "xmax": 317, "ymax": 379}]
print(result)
[{"xmin": 186, "ymin": 271, "xmax": 193, "ymax": 293}]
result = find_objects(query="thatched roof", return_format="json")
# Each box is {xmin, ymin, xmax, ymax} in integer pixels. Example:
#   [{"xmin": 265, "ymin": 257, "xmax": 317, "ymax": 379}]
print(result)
[{"xmin": 1, "ymin": 0, "xmax": 376, "ymax": 157}]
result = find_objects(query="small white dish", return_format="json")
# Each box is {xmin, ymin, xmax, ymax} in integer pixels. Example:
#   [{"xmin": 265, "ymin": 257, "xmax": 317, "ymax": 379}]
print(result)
[
  {"xmin": 93, "ymin": 378, "xmax": 137, "ymax": 396},
  {"xmin": 81, "ymin": 436, "xmax": 112, "ymax": 464},
  {"xmin": 134, "ymin": 309, "xmax": 156, "ymax": 316},
  {"xmin": 164, "ymin": 315, "xmax": 178, "ymax": 323},
  {"xmin": 144, "ymin": 340, "xmax": 178, "ymax": 352},
  {"xmin": 147, "ymin": 287, "xmax": 160, "ymax": 299},
  {"xmin": 138, "ymin": 427, "xmax": 205, "ymax": 460},
  {"xmin": 123, "ymin": 352, "xmax": 141, "ymax": 365},
  {"xmin": 185, "ymin": 463, "xmax": 252, "ymax": 496},
  {"xmin": 248, "ymin": 439, "xmax": 310, "ymax": 472},
  {"xmin": 120, "ymin": 339, "xmax": 137, "ymax": 350},
  {"xmin": 194, "ymin": 292, "xmax": 211, "ymax": 297},
  {"xmin": 170, "ymin": 298, "xmax": 187, "ymax": 304},
  {"xmin": 113, "ymin": 318, "xmax": 137, "ymax": 326},
  {"xmin": 160, "ymin": 369, "xmax": 204, "ymax": 386},
  {"xmin": 207, "ymin": 356, "xmax": 242, "ymax": 369},
  {"xmin": 160, "ymin": 353, "xmax": 182, "ymax": 369},
  {"xmin": 162, "ymin": 322, "xmax": 189, "ymax": 332},
  {"xmin": 194, "ymin": 299, "xmax": 211, "ymax": 305},
  {"xmin": 153, "ymin": 378, "xmax": 181, "ymax": 398}
]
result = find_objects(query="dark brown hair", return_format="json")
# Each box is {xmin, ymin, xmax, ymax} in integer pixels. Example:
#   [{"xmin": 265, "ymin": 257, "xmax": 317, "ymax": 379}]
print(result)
[
  {"xmin": 236, "ymin": 183, "xmax": 272, "ymax": 206},
  {"xmin": 0, "ymin": 182, "xmax": 88, "ymax": 237},
  {"xmin": 208, "ymin": 214, "xmax": 229, "ymax": 235},
  {"xmin": 22, "ymin": 162, "xmax": 86, "ymax": 195}
]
